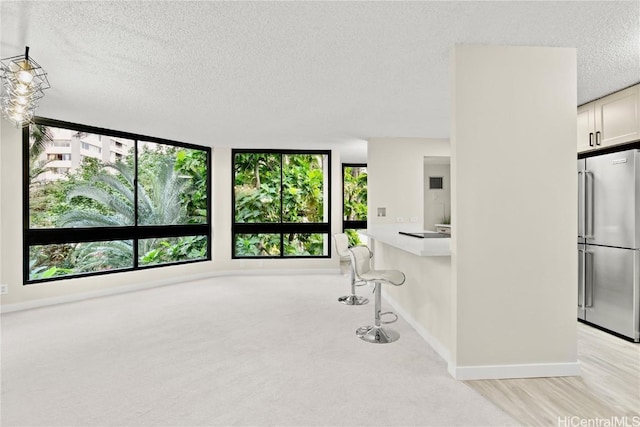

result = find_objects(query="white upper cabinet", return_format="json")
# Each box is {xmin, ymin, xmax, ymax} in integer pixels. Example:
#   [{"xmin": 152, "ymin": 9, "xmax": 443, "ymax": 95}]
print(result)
[
  {"xmin": 578, "ymin": 84, "xmax": 640, "ymax": 153},
  {"xmin": 577, "ymin": 103, "xmax": 596, "ymax": 152}
]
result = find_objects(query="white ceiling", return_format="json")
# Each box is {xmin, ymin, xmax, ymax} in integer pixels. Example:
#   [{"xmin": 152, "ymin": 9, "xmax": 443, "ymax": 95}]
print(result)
[{"xmin": 2, "ymin": 1, "xmax": 639, "ymax": 162}]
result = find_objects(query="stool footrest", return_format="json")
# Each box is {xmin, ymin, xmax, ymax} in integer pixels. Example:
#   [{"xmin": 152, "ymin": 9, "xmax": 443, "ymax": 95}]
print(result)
[{"xmin": 379, "ymin": 311, "xmax": 398, "ymax": 324}]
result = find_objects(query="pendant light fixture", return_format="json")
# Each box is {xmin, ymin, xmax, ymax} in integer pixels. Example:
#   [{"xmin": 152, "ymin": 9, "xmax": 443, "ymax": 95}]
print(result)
[{"xmin": 0, "ymin": 46, "xmax": 50, "ymax": 127}]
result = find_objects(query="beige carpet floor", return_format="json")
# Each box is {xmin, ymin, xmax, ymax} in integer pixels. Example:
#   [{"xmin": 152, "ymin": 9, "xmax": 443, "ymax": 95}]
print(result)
[{"xmin": 1, "ymin": 273, "xmax": 516, "ymax": 426}]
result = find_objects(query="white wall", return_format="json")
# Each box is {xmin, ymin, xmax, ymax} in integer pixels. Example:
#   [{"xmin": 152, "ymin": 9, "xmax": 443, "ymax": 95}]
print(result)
[
  {"xmin": 450, "ymin": 45, "xmax": 578, "ymax": 379},
  {"xmin": 424, "ymin": 162, "xmax": 451, "ymax": 231},
  {"xmin": 368, "ymin": 138, "xmax": 449, "ymax": 229},
  {"xmin": 0, "ymin": 127, "xmax": 343, "ymax": 310}
]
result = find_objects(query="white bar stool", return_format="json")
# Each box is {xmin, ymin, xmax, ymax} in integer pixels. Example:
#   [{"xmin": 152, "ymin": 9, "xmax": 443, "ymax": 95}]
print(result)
[
  {"xmin": 332, "ymin": 233, "xmax": 369, "ymax": 305},
  {"xmin": 348, "ymin": 245, "xmax": 405, "ymax": 343}
]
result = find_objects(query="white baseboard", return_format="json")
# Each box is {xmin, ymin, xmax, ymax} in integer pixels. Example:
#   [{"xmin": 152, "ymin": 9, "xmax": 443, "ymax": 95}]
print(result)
[
  {"xmin": 448, "ymin": 361, "xmax": 581, "ymax": 380},
  {"xmin": 381, "ymin": 290, "xmax": 581, "ymax": 381},
  {"xmin": 0, "ymin": 268, "xmax": 340, "ymax": 314},
  {"xmin": 381, "ymin": 289, "xmax": 451, "ymax": 363}
]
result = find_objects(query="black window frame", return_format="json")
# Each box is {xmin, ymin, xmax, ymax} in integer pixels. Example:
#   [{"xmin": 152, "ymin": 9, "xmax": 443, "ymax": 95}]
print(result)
[
  {"xmin": 231, "ymin": 148, "xmax": 332, "ymax": 259},
  {"xmin": 23, "ymin": 117, "xmax": 212, "ymax": 284},
  {"xmin": 342, "ymin": 163, "xmax": 367, "ymax": 231}
]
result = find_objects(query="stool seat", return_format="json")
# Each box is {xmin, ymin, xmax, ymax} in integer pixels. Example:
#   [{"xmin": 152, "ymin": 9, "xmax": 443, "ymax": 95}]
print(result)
[{"xmin": 358, "ymin": 270, "xmax": 404, "ymax": 285}]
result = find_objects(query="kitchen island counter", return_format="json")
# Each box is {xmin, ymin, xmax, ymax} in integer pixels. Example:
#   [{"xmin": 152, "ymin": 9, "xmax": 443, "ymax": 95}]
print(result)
[
  {"xmin": 360, "ymin": 228, "xmax": 451, "ymax": 257},
  {"xmin": 358, "ymin": 226, "xmax": 452, "ymax": 361}
]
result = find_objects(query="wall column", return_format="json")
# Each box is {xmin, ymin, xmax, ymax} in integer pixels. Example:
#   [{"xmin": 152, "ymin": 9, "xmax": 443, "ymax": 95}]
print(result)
[{"xmin": 450, "ymin": 45, "xmax": 578, "ymax": 379}]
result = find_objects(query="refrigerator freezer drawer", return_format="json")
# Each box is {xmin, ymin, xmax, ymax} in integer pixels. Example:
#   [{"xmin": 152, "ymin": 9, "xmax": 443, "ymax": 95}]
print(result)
[{"xmin": 585, "ymin": 245, "xmax": 640, "ymax": 341}]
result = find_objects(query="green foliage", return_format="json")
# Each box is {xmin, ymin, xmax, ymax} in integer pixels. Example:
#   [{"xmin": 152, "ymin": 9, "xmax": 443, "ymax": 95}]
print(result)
[
  {"xmin": 283, "ymin": 233, "xmax": 324, "ymax": 256},
  {"xmin": 233, "ymin": 153, "xmax": 327, "ymax": 257},
  {"xmin": 175, "ymin": 150, "xmax": 208, "ymax": 220},
  {"xmin": 28, "ymin": 124, "xmax": 53, "ymax": 183},
  {"xmin": 140, "ymin": 236, "xmax": 207, "ymax": 265},
  {"xmin": 27, "ymin": 133, "xmax": 210, "ymax": 279},
  {"xmin": 234, "ymin": 153, "xmax": 281, "ymax": 223},
  {"xmin": 343, "ymin": 166, "xmax": 367, "ymax": 221},
  {"xmin": 282, "ymin": 155, "xmax": 324, "ymax": 222},
  {"xmin": 234, "ymin": 234, "xmax": 281, "ymax": 256},
  {"xmin": 30, "ymin": 265, "xmax": 74, "ymax": 280},
  {"xmin": 345, "ymin": 229, "xmax": 362, "ymax": 247}
]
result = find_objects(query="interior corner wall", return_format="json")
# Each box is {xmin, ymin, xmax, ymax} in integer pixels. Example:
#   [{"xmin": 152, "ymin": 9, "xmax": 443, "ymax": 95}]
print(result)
[
  {"xmin": 367, "ymin": 138, "xmax": 449, "ymax": 229},
  {"xmin": 449, "ymin": 45, "xmax": 578, "ymax": 379}
]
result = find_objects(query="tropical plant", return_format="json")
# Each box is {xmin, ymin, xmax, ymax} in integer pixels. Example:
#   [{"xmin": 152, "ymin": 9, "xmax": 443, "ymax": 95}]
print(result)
[
  {"xmin": 233, "ymin": 153, "xmax": 327, "ymax": 256},
  {"xmin": 343, "ymin": 166, "xmax": 367, "ymax": 221},
  {"xmin": 345, "ymin": 229, "xmax": 362, "ymax": 247},
  {"xmin": 55, "ymin": 156, "xmax": 203, "ymax": 271},
  {"xmin": 28, "ymin": 124, "xmax": 54, "ymax": 183}
]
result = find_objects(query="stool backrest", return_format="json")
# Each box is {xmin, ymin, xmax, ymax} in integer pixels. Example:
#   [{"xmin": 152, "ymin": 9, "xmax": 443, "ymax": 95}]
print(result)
[
  {"xmin": 333, "ymin": 233, "xmax": 350, "ymax": 258},
  {"xmin": 349, "ymin": 245, "xmax": 373, "ymax": 278}
]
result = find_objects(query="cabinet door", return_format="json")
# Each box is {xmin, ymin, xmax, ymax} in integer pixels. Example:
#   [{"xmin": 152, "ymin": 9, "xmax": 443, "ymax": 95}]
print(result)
[
  {"xmin": 577, "ymin": 103, "xmax": 596, "ymax": 153},
  {"xmin": 594, "ymin": 84, "xmax": 640, "ymax": 148}
]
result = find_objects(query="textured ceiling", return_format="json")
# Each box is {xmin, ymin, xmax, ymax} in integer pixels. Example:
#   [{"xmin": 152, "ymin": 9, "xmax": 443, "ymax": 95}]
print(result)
[{"xmin": 1, "ymin": 1, "xmax": 639, "ymax": 161}]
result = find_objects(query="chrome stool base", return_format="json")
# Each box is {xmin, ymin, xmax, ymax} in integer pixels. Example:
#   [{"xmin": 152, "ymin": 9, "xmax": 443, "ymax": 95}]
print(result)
[
  {"xmin": 338, "ymin": 295, "xmax": 369, "ymax": 305},
  {"xmin": 356, "ymin": 325, "xmax": 400, "ymax": 344}
]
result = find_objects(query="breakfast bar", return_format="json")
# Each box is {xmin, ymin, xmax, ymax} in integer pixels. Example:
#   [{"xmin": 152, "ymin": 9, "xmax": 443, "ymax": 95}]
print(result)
[{"xmin": 360, "ymin": 227, "xmax": 452, "ymax": 361}]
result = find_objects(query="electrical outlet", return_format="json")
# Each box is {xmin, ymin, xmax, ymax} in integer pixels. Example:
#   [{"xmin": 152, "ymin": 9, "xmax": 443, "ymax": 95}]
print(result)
[
  {"xmin": 410, "ymin": 217, "xmax": 418, "ymax": 223},
  {"xmin": 396, "ymin": 217, "xmax": 404, "ymax": 223},
  {"xmin": 0, "ymin": 284, "xmax": 8, "ymax": 295}
]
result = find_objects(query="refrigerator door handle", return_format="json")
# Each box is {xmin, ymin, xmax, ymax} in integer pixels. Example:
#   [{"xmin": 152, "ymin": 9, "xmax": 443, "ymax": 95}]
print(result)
[
  {"xmin": 579, "ymin": 248, "xmax": 586, "ymax": 308},
  {"xmin": 586, "ymin": 250, "xmax": 594, "ymax": 308},
  {"xmin": 578, "ymin": 171, "xmax": 585, "ymax": 238},
  {"xmin": 585, "ymin": 170, "xmax": 594, "ymax": 239}
]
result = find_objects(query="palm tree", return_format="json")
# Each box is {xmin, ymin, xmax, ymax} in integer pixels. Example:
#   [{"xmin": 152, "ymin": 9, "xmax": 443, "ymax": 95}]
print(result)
[
  {"xmin": 57, "ymin": 158, "xmax": 196, "ymax": 271},
  {"xmin": 29, "ymin": 124, "xmax": 53, "ymax": 183}
]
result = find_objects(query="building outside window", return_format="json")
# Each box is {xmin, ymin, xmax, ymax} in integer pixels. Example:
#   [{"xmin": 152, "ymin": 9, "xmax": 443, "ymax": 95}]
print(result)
[
  {"xmin": 232, "ymin": 149, "xmax": 331, "ymax": 258},
  {"xmin": 24, "ymin": 118, "xmax": 211, "ymax": 283}
]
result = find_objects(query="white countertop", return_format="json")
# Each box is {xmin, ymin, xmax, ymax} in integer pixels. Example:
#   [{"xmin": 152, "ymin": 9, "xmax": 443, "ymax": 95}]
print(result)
[{"xmin": 359, "ymin": 227, "xmax": 451, "ymax": 257}]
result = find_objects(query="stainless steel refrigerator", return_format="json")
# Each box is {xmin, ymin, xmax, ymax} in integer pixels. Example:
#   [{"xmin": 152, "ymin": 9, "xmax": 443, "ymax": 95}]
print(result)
[{"xmin": 578, "ymin": 149, "xmax": 640, "ymax": 342}]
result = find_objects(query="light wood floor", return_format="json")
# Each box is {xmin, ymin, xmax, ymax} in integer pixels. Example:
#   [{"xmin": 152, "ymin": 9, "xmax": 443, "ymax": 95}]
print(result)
[{"xmin": 466, "ymin": 323, "xmax": 640, "ymax": 426}]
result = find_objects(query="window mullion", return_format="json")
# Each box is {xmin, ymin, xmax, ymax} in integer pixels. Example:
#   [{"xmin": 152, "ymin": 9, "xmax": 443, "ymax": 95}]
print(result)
[
  {"xmin": 279, "ymin": 153, "xmax": 284, "ymax": 256},
  {"xmin": 133, "ymin": 139, "xmax": 139, "ymax": 268}
]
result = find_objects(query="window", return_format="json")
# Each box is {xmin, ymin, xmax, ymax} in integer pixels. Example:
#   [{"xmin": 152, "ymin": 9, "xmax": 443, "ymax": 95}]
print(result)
[
  {"xmin": 81, "ymin": 142, "xmax": 101, "ymax": 153},
  {"xmin": 342, "ymin": 163, "xmax": 367, "ymax": 246},
  {"xmin": 46, "ymin": 153, "xmax": 70, "ymax": 162},
  {"xmin": 24, "ymin": 118, "xmax": 211, "ymax": 283},
  {"xmin": 429, "ymin": 176, "xmax": 443, "ymax": 189},
  {"xmin": 52, "ymin": 140, "xmax": 70, "ymax": 148},
  {"xmin": 232, "ymin": 150, "xmax": 331, "ymax": 258}
]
